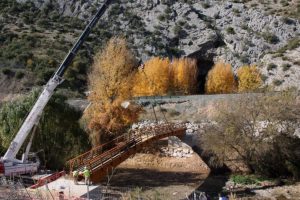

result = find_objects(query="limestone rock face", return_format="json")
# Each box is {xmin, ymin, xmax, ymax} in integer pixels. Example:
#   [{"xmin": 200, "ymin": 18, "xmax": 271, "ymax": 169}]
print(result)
[{"xmin": 16, "ymin": 0, "xmax": 300, "ymax": 90}]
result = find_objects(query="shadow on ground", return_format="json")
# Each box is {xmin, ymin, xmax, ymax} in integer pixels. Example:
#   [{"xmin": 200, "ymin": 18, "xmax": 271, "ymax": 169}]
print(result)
[
  {"xmin": 80, "ymin": 168, "xmax": 208, "ymax": 199},
  {"xmin": 102, "ymin": 168, "xmax": 206, "ymax": 188}
]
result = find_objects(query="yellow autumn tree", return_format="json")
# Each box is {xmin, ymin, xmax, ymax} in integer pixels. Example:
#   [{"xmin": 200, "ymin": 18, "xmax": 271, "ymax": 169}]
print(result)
[
  {"xmin": 237, "ymin": 65, "xmax": 262, "ymax": 92},
  {"xmin": 133, "ymin": 57, "xmax": 171, "ymax": 96},
  {"xmin": 171, "ymin": 58, "xmax": 198, "ymax": 94},
  {"xmin": 205, "ymin": 62, "xmax": 237, "ymax": 94},
  {"xmin": 82, "ymin": 37, "xmax": 141, "ymax": 146}
]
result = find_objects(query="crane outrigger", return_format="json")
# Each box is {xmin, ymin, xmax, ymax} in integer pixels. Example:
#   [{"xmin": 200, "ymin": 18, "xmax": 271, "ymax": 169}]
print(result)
[{"xmin": 0, "ymin": 0, "xmax": 113, "ymax": 176}]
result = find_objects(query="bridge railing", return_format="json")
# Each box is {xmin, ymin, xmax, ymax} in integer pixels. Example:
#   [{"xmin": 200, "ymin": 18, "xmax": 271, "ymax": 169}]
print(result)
[
  {"xmin": 67, "ymin": 123, "xmax": 186, "ymax": 173},
  {"xmin": 67, "ymin": 134, "xmax": 129, "ymax": 173}
]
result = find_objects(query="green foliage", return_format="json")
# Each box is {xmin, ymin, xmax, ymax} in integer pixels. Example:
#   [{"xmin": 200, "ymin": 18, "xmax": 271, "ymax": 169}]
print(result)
[
  {"xmin": 230, "ymin": 175, "xmax": 258, "ymax": 185},
  {"xmin": 157, "ymin": 14, "xmax": 166, "ymax": 21},
  {"xmin": 226, "ymin": 27, "xmax": 235, "ymax": 35},
  {"xmin": 281, "ymin": 63, "xmax": 291, "ymax": 71},
  {"xmin": 273, "ymin": 79, "xmax": 283, "ymax": 86},
  {"xmin": 202, "ymin": 3, "xmax": 211, "ymax": 8},
  {"xmin": 262, "ymin": 32, "xmax": 279, "ymax": 44},
  {"xmin": 15, "ymin": 71, "xmax": 25, "ymax": 79},
  {"xmin": 230, "ymin": 175, "xmax": 271, "ymax": 185},
  {"xmin": 277, "ymin": 37, "xmax": 300, "ymax": 53},
  {"xmin": 267, "ymin": 63, "xmax": 277, "ymax": 71},
  {"xmin": 1, "ymin": 68, "xmax": 13, "ymax": 76},
  {"xmin": 281, "ymin": 17, "xmax": 295, "ymax": 25},
  {"xmin": 0, "ymin": 89, "xmax": 90, "ymax": 169}
]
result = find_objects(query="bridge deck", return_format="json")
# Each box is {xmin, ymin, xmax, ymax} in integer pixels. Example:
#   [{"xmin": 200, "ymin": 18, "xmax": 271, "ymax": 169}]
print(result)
[{"xmin": 67, "ymin": 123, "xmax": 186, "ymax": 183}]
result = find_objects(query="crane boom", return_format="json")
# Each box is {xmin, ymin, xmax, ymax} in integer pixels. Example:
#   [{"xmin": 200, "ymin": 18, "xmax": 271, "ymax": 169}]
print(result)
[{"xmin": 2, "ymin": 0, "xmax": 113, "ymax": 174}]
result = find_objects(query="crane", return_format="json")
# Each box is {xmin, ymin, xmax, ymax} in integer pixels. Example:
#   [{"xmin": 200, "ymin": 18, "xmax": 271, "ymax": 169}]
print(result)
[{"xmin": 0, "ymin": 0, "xmax": 113, "ymax": 176}]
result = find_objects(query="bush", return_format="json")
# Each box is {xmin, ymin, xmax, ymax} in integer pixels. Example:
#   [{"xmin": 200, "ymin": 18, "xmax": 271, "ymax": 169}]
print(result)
[
  {"xmin": 15, "ymin": 71, "xmax": 25, "ymax": 79},
  {"xmin": 281, "ymin": 63, "xmax": 291, "ymax": 71},
  {"xmin": 277, "ymin": 37, "xmax": 300, "ymax": 53},
  {"xmin": 281, "ymin": 17, "xmax": 295, "ymax": 25},
  {"xmin": 157, "ymin": 14, "xmax": 166, "ymax": 21},
  {"xmin": 267, "ymin": 63, "xmax": 277, "ymax": 71},
  {"xmin": 200, "ymin": 91, "xmax": 300, "ymax": 178},
  {"xmin": 273, "ymin": 79, "xmax": 283, "ymax": 86},
  {"xmin": 226, "ymin": 27, "xmax": 235, "ymax": 34},
  {"xmin": 1, "ymin": 68, "xmax": 13, "ymax": 76},
  {"xmin": 230, "ymin": 175, "xmax": 259, "ymax": 185},
  {"xmin": 263, "ymin": 32, "xmax": 279, "ymax": 44},
  {"xmin": 202, "ymin": 3, "xmax": 211, "ymax": 8}
]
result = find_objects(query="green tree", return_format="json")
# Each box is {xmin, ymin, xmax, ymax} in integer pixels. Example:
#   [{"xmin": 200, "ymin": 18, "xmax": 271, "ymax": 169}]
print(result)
[{"xmin": 0, "ymin": 89, "xmax": 90, "ymax": 169}]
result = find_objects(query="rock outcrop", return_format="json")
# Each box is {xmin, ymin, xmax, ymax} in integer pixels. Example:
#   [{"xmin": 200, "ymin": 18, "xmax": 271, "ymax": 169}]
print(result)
[{"xmin": 12, "ymin": 0, "xmax": 300, "ymax": 91}]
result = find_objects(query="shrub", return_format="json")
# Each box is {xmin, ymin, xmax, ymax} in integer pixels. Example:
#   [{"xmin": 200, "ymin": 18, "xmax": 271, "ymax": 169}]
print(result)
[
  {"xmin": 15, "ymin": 71, "xmax": 25, "ymax": 79},
  {"xmin": 226, "ymin": 27, "xmax": 235, "ymax": 34},
  {"xmin": 237, "ymin": 65, "xmax": 262, "ymax": 92},
  {"xmin": 277, "ymin": 37, "xmax": 300, "ymax": 53},
  {"xmin": 230, "ymin": 175, "xmax": 259, "ymax": 185},
  {"xmin": 261, "ymin": 74, "xmax": 268, "ymax": 82},
  {"xmin": 200, "ymin": 91, "xmax": 300, "ymax": 178},
  {"xmin": 202, "ymin": 3, "xmax": 211, "ymax": 8},
  {"xmin": 1, "ymin": 68, "xmax": 13, "ymax": 76},
  {"xmin": 267, "ymin": 63, "xmax": 277, "ymax": 71},
  {"xmin": 164, "ymin": 7, "xmax": 172, "ymax": 14},
  {"xmin": 263, "ymin": 32, "xmax": 279, "ymax": 44},
  {"xmin": 281, "ymin": 63, "xmax": 291, "ymax": 71},
  {"xmin": 273, "ymin": 79, "xmax": 283, "ymax": 86},
  {"xmin": 157, "ymin": 14, "xmax": 166, "ymax": 21},
  {"xmin": 281, "ymin": 17, "xmax": 295, "ymax": 25},
  {"xmin": 205, "ymin": 62, "xmax": 237, "ymax": 94}
]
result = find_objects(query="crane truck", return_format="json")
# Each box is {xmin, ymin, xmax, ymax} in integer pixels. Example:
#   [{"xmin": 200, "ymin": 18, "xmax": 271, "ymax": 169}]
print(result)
[{"xmin": 0, "ymin": 0, "xmax": 113, "ymax": 177}]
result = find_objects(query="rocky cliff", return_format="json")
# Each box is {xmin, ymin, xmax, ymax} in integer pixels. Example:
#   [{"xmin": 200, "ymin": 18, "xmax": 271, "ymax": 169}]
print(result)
[{"xmin": 1, "ymin": 0, "xmax": 299, "ymax": 97}]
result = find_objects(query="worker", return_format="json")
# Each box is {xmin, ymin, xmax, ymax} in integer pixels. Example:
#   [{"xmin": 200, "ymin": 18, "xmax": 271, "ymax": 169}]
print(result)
[
  {"xmin": 72, "ymin": 170, "xmax": 79, "ymax": 185},
  {"xmin": 83, "ymin": 166, "xmax": 91, "ymax": 185}
]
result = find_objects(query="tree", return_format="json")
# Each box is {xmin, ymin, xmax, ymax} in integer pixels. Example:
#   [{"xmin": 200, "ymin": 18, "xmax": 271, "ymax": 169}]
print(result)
[
  {"xmin": 83, "ymin": 37, "xmax": 141, "ymax": 146},
  {"xmin": 205, "ymin": 62, "xmax": 237, "ymax": 94},
  {"xmin": 237, "ymin": 65, "xmax": 262, "ymax": 92},
  {"xmin": 133, "ymin": 57, "xmax": 171, "ymax": 96},
  {"xmin": 200, "ymin": 91, "xmax": 300, "ymax": 178},
  {"xmin": 171, "ymin": 58, "xmax": 198, "ymax": 94},
  {"xmin": 0, "ymin": 89, "xmax": 89, "ymax": 169},
  {"xmin": 133, "ymin": 57, "xmax": 198, "ymax": 96}
]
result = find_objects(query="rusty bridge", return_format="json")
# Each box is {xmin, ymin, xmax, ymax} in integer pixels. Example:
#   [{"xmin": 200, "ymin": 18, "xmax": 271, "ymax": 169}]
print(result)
[{"xmin": 67, "ymin": 123, "xmax": 186, "ymax": 183}]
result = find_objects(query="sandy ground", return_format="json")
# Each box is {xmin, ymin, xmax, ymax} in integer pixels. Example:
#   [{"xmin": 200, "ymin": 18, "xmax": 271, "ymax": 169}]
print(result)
[{"xmin": 35, "ymin": 152, "xmax": 210, "ymax": 199}]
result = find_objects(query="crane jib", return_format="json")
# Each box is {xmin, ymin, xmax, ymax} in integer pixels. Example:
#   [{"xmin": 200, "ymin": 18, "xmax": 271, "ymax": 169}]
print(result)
[
  {"xmin": 55, "ymin": 0, "xmax": 113, "ymax": 77},
  {"xmin": 2, "ymin": 0, "xmax": 113, "ymax": 165}
]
